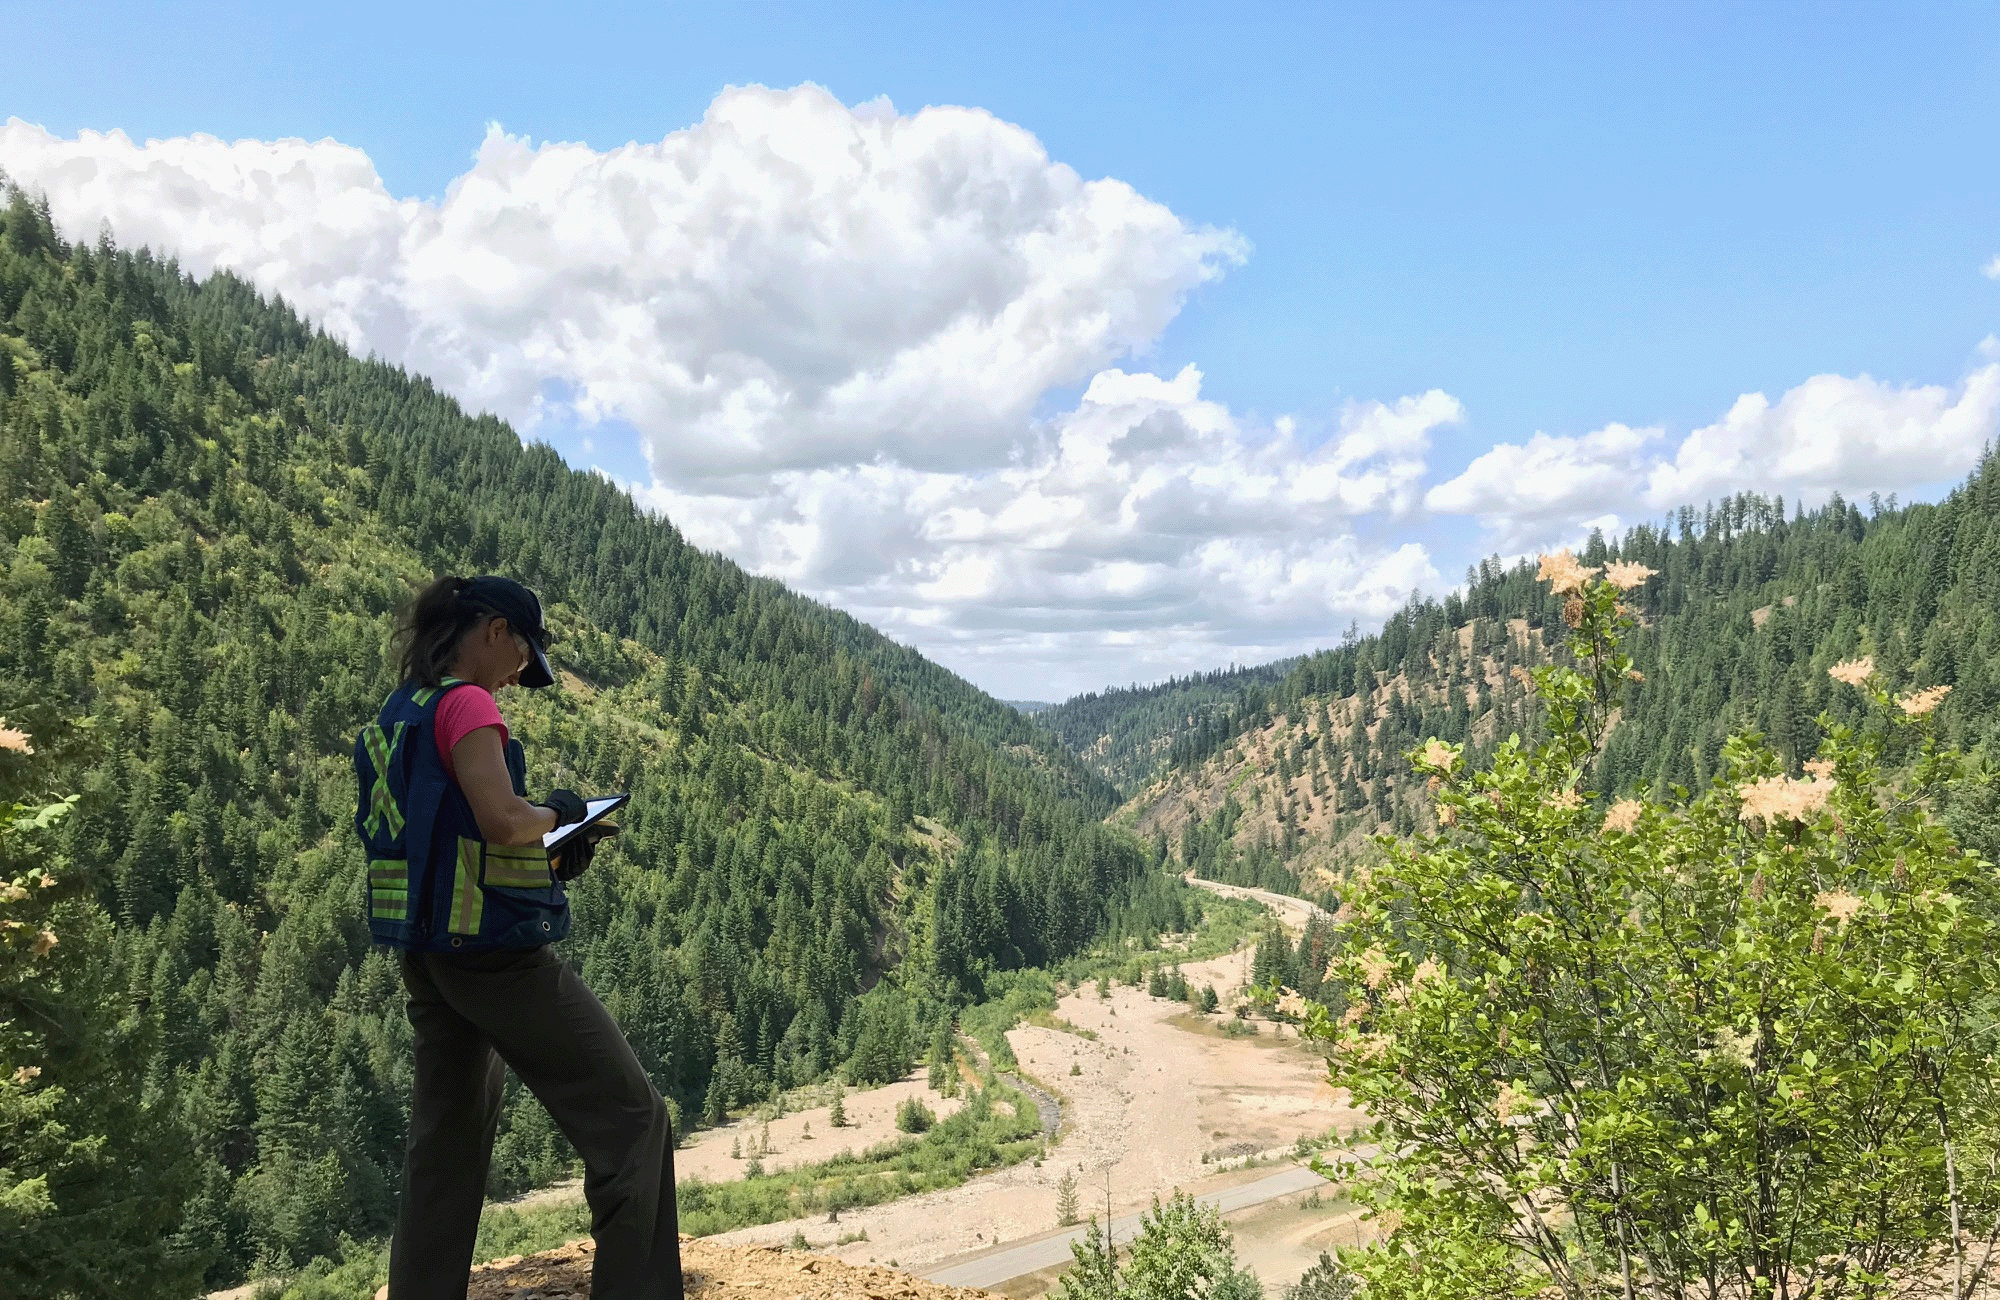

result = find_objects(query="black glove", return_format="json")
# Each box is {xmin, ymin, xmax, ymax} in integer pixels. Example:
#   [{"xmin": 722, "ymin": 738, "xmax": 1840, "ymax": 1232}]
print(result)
[
  {"xmin": 539, "ymin": 788, "xmax": 587, "ymax": 827},
  {"xmin": 553, "ymin": 822, "xmax": 618, "ymax": 882}
]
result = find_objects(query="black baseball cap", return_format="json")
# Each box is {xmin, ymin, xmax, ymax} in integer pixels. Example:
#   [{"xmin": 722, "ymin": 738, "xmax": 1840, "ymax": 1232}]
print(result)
[{"xmin": 460, "ymin": 576, "xmax": 555, "ymax": 689}]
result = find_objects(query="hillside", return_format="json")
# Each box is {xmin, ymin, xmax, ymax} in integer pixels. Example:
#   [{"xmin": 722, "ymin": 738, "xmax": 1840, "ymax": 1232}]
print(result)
[
  {"xmin": 1033, "ymin": 661, "xmax": 1296, "ymax": 795},
  {"xmin": 1106, "ymin": 482, "xmax": 2000, "ymax": 897},
  {"xmin": 0, "ymin": 190, "xmax": 1202, "ymax": 1297}
]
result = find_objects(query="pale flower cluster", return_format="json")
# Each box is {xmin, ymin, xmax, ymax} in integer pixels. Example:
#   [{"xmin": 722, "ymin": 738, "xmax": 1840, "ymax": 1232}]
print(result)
[
  {"xmin": 1357, "ymin": 946, "xmax": 1396, "ymax": 989},
  {"xmin": 0, "ymin": 719, "xmax": 31, "ymax": 754},
  {"xmin": 1494, "ymin": 1080, "xmax": 1536, "ymax": 1122},
  {"xmin": 1737, "ymin": 774, "xmax": 1836, "ymax": 826},
  {"xmin": 1898, "ymin": 685, "xmax": 1950, "ymax": 716},
  {"xmin": 1803, "ymin": 758, "xmax": 1836, "ymax": 779},
  {"xmin": 1419, "ymin": 739, "xmax": 1457, "ymax": 772},
  {"xmin": 1827, "ymin": 656, "xmax": 1875, "ymax": 687},
  {"xmin": 12, "ymin": 1065, "xmax": 39, "ymax": 1085},
  {"xmin": 1547, "ymin": 789, "xmax": 1583, "ymax": 813},
  {"xmin": 1814, "ymin": 890, "xmax": 1864, "ymax": 923},
  {"xmin": 1410, "ymin": 958, "xmax": 1443, "ymax": 986},
  {"xmin": 1344, "ymin": 1032, "xmax": 1391, "ymax": 1063},
  {"xmin": 1274, "ymin": 987, "xmax": 1309, "ymax": 1018},
  {"xmin": 1601, "ymin": 799, "xmax": 1644, "ymax": 835},
  {"xmin": 1709, "ymin": 1025, "xmax": 1759, "ymax": 1071},
  {"xmin": 1603, "ymin": 560, "xmax": 1657, "ymax": 590},
  {"xmin": 1537, "ymin": 549, "xmax": 1599, "ymax": 595}
]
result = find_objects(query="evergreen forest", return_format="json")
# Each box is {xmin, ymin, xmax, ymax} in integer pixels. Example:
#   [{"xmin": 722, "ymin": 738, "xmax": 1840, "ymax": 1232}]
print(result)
[
  {"xmin": 1056, "ymin": 476, "xmax": 2000, "ymax": 899},
  {"xmin": 0, "ymin": 192, "xmax": 1204, "ymax": 1296}
]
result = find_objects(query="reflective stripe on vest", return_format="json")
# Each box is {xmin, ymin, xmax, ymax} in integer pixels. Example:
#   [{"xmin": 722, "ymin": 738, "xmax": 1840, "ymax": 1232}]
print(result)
[
  {"xmin": 449, "ymin": 836, "xmax": 485, "ymax": 935},
  {"xmin": 483, "ymin": 841, "xmax": 553, "ymax": 889},
  {"xmin": 368, "ymin": 859, "xmax": 410, "ymax": 921},
  {"xmin": 359, "ymin": 721, "xmax": 408, "ymax": 839}
]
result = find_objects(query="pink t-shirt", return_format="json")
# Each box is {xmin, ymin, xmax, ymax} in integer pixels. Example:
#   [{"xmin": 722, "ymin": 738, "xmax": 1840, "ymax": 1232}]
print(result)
[{"xmin": 434, "ymin": 683, "xmax": 509, "ymax": 781}]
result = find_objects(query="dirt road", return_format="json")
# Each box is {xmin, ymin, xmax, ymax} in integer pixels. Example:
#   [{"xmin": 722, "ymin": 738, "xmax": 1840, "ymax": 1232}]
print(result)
[
  {"xmin": 1182, "ymin": 875, "xmax": 1331, "ymax": 929},
  {"xmin": 920, "ymin": 1164, "xmax": 1330, "ymax": 1289}
]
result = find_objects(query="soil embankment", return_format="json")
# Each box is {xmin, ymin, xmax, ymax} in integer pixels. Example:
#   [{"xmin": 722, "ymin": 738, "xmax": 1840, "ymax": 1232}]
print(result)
[{"xmin": 463, "ymin": 1237, "xmax": 995, "ymax": 1300}]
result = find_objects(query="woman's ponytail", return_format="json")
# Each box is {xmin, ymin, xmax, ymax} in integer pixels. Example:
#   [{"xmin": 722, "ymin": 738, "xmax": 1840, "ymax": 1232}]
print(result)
[{"xmin": 393, "ymin": 576, "xmax": 485, "ymax": 686}]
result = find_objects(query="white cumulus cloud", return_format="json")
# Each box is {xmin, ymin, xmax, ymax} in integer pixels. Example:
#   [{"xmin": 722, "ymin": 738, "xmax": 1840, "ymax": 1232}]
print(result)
[
  {"xmin": 1426, "ymin": 360, "xmax": 2000, "ymax": 553},
  {"xmin": 1, "ymin": 89, "xmax": 1244, "ymax": 480},
  {"xmin": 640, "ymin": 365, "xmax": 1455, "ymax": 682},
  {"xmin": 1, "ymin": 90, "xmax": 1448, "ymax": 696},
  {"xmin": 12, "ymin": 93, "xmax": 1986, "ymax": 698}
]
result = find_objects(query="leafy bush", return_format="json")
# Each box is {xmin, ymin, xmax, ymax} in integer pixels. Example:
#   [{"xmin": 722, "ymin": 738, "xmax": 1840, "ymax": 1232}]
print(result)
[
  {"xmin": 1282, "ymin": 1252, "xmax": 1355, "ymax": 1300},
  {"xmin": 895, "ymin": 1097, "xmax": 936, "ymax": 1133},
  {"xmin": 1058, "ymin": 1190, "xmax": 1261, "ymax": 1300},
  {"xmin": 1307, "ymin": 556, "xmax": 2000, "ymax": 1300}
]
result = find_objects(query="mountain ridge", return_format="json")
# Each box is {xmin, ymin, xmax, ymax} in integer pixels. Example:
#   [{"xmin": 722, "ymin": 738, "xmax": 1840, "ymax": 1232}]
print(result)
[{"xmin": 1056, "ymin": 484, "xmax": 2000, "ymax": 896}]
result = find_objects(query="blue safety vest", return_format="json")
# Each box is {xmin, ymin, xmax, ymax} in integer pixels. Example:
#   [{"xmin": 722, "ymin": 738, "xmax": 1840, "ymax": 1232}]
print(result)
[{"xmin": 353, "ymin": 679, "xmax": 571, "ymax": 951}]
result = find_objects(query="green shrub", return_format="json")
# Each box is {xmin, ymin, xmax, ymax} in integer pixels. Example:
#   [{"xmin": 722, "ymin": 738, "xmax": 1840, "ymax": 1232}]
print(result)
[
  {"xmin": 895, "ymin": 1097, "xmax": 936, "ymax": 1133},
  {"xmin": 1308, "ymin": 557, "xmax": 2000, "ymax": 1300}
]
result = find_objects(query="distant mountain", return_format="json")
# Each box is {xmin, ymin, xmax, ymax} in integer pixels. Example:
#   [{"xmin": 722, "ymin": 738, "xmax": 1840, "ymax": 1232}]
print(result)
[
  {"xmin": 1090, "ymin": 483, "xmax": 2000, "ymax": 900},
  {"xmin": 1034, "ymin": 662, "xmax": 1298, "ymax": 795}
]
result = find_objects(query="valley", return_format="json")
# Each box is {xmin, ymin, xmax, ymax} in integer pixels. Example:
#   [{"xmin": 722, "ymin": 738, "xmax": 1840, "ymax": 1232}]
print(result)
[{"xmin": 709, "ymin": 880, "xmax": 1359, "ymax": 1293}]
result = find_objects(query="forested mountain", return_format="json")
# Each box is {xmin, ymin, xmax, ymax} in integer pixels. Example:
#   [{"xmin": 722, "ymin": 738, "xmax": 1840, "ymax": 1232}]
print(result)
[
  {"xmin": 1033, "ymin": 661, "xmax": 1296, "ymax": 794},
  {"xmin": 1109, "ymin": 482, "xmax": 2000, "ymax": 899},
  {"xmin": 0, "ymin": 190, "xmax": 1198, "ymax": 1295}
]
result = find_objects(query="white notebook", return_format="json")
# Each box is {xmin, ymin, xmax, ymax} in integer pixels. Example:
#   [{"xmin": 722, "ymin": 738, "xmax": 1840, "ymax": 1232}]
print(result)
[{"xmin": 543, "ymin": 794, "xmax": 629, "ymax": 850}]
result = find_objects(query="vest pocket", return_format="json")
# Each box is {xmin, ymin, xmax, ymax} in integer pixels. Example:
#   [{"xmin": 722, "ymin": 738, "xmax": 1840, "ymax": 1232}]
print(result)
[
  {"xmin": 482, "ymin": 841, "xmax": 555, "ymax": 890},
  {"xmin": 367, "ymin": 859, "xmax": 410, "ymax": 921}
]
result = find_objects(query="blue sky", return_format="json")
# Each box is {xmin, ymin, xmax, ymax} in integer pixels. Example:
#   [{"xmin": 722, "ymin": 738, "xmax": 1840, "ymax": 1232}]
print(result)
[{"xmin": 6, "ymin": 2, "xmax": 1999, "ymax": 696}]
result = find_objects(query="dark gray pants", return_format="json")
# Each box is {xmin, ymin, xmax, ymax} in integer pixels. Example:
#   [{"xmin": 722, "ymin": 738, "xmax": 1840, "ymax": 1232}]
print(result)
[{"xmin": 390, "ymin": 946, "xmax": 683, "ymax": 1300}]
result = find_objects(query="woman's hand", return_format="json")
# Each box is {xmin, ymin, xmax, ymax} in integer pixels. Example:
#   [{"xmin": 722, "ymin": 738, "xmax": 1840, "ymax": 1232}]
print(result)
[
  {"xmin": 452, "ymin": 727, "xmax": 559, "ymax": 845},
  {"xmin": 554, "ymin": 823, "xmax": 618, "ymax": 882},
  {"xmin": 539, "ymin": 788, "xmax": 588, "ymax": 826}
]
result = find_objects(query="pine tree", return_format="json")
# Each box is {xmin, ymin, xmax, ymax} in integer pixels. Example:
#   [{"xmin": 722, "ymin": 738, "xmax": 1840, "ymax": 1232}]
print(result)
[
  {"xmin": 828, "ymin": 1080, "xmax": 847, "ymax": 1128},
  {"xmin": 1056, "ymin": 1169, "xmax": 1080, "ymax": 1227}
]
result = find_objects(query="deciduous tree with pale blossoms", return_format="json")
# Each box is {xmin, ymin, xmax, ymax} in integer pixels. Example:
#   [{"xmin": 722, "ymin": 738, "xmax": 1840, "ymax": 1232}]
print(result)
[{"xmin": 1302, "ymin": 551, "xmax": 2000, "ymax": 1300}]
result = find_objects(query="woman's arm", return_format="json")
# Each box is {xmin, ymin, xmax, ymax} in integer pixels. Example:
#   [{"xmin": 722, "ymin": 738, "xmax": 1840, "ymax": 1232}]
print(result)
[{"xmin": 453, "ymin": 726, "xmax": 559, "ymax": 846}]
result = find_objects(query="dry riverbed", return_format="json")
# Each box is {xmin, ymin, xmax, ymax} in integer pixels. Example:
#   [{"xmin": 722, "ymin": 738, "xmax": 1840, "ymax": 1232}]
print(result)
[{"xmin": 709, "ymin": 880, "xmax": 1365, "ymax": 1292}]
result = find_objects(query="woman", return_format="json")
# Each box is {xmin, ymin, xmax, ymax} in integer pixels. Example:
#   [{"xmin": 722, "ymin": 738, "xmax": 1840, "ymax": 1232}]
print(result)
[{"xmin": 353, "ymin": 575, "xmax": 682, "ymax": 1300}]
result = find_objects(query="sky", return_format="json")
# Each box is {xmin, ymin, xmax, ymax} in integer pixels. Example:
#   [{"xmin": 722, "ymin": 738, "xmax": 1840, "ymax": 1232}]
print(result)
[{"xmin": 4, "ymin": 1, "xmax": 1998, "ymax": 700}]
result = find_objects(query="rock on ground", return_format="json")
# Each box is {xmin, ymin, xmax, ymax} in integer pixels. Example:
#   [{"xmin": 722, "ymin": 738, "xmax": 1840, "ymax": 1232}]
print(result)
[{"xmin": 455, "ymin": 1236, "xmax": 996, "ymax": 1300}]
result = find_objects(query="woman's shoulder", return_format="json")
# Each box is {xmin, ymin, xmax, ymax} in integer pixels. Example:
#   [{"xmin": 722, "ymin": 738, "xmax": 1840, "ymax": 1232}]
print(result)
[{"xmin": 434, "ymin": 681, "xmax": 508, "ymax": 751}]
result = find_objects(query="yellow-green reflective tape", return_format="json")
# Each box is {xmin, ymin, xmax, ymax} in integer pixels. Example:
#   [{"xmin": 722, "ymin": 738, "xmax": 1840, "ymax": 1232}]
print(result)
[
  {"xmin": 413, "ymin": 678, "xmax": 468, "ymax": 708},
  {"xmin": 360, "ymin": 722, "xmax": 407, "ymax": 839},
  {"xmin": 449, "ymin": 838, "xmax": 484, "ymax": 935},
  {"xmin": 484, "ymin": 842, "xmax": 552, "ymax": 889},
  {"xmin": 367, "ymin": 859, "xmax": 409, "ymax": 921}
]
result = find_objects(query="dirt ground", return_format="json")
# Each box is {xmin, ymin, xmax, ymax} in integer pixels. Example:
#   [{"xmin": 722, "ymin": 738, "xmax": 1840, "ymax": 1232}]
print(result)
[
  {"xmin": 460, "ymin": 1236, "xmax": 995, "ymax": 1300},
  {"xmin": 709, "ymin": 881, "xmax": 1365, "ymax": 1291},
  {"xmin": 503, "ymin": 1073, "xmax": 971, "ymax": 1214},
  {"xmin": 676, "ymin": 1076, "xmax": 969, "ymax": 1185}
]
